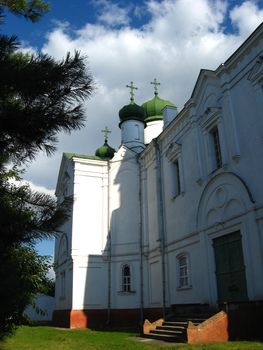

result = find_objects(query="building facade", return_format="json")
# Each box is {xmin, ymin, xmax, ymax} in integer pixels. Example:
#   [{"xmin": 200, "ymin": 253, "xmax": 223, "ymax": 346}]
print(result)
[{"xmin": 53, "ymin": 24, "xmax": 263, "ymax": 329}]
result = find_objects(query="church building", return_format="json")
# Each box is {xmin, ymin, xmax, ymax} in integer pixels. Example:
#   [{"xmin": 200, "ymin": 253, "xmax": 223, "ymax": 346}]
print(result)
[{"xmin": 53, "ymin": 23, "xmax": 263, "ymax": 332}]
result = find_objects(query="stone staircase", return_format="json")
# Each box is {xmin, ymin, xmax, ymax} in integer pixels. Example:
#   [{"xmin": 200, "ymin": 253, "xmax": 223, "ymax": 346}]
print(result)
[
  {"xmin": 143, "ymin": 304, "xmax": 216, "ymax": 343},
  {"xmin": 144, "ymin": 317, "xmax": 208, "ymax": 342}
]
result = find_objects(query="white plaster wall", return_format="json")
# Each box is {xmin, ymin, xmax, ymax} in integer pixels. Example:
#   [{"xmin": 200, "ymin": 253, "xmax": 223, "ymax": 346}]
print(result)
[
  {"xmin": 108, "ymin": 147, "xmax": 150, "ymax": 310},
  {"xmin": 111, "ymin": 259, "xmax": 141, "ymax": 309},
  {"xmin": 144, "ymin": 120, "xmax": 163, "ymax": 144},
  {"xmin": 120, "ymin": 120, "xmax": 145, "ymax": 151},
  {"xmin": 71, "ymin": 159, "xmax": 109, "ymax": 255},
  {"xmin": 109, "ymin": 147, "xmax": 141, "ymax": 255},
  {"xmin": 72, "ymin": 256, "xmax": 108, "ymax": 309}
]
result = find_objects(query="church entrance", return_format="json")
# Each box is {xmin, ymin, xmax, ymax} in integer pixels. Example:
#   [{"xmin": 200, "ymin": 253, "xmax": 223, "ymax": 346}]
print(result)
[{"xmin": 213, "ymin": 231, "xmax": 248, "ymax": 303}]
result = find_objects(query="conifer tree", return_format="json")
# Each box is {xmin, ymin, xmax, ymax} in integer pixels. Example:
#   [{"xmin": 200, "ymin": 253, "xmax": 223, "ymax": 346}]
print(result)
[{"xmin": 0, "ymin": 1, "xmax": 94, "ymax": 338}]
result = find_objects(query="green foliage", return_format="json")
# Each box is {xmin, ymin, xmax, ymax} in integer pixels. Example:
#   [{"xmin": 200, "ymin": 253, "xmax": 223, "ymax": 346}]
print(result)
[
  {"xmin": 0, "ymin": 164, "xmax": 69, "ymax": 247},
  {"xmin": 0, "ymin": 248, "xmax": 54, "ymax": 338},
  {"xmin": 0, "ymin": 0, "xmax": 94, "ymax": 340},
  {"xmin": 0, "ymin": 0, "xmax": 49, "ymax": 22},
  {"xmin": 0, "ymin": 35, "xmax": 93, "ymax": 163}
]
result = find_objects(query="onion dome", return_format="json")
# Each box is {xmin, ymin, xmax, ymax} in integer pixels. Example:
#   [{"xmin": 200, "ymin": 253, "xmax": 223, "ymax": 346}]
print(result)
[
  {"xmin": 95, "ymin": 140, "xmax": 115, "ymax": 160},
  {"xmin": 119, "ymin": 102, "xmax": 146, "ymax": 124},
  {"xmin": 142, "ymin": 78, "xmax": 175, "ymax": 123},
  {"xmin": 119, "ymin": 81, "xmax": 146, "ymax": 126},
  {"xmin": 95, "ymin": 127, "xmax": 115, "ymax": 160}
]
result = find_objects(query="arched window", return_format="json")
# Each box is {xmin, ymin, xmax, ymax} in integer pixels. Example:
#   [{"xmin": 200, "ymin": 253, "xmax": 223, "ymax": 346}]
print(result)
[
  {"xmin": 122, "ymin": 264, "xmax": 131, "ymax": 292},
  {"xmin": 177, "ymin": 253, "xmax": 191, "ymax": 289}
]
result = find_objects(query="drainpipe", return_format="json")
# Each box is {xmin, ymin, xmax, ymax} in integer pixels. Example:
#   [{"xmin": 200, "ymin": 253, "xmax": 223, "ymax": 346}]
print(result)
[
  {"xmin": 106, "ymin": 160, "xmax": 111, "ymax": 325},
  {"xmin": 136, "ymin": 154, "xmax": 144, "ymax": 329},
  {"xmin": 153, "ymin": 138, "xmax": 166, "ymax": 320}
]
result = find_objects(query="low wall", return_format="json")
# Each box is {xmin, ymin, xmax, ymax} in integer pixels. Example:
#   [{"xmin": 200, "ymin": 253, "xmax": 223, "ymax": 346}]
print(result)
[{"xmin": 187, "ymin": 311, "xmax": 228, "ymax": 344}]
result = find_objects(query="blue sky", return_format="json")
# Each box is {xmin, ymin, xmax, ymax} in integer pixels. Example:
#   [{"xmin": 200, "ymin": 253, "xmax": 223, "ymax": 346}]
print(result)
[{"xmin": 1, "ymin": 0, "xmax": 263, "ymax": 257}]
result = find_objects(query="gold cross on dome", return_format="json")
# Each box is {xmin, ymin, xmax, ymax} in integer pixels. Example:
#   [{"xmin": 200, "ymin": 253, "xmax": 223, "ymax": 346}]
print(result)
[
  {"xmin": 151, "ymin": 78, "xmax": 161, "ymax": 95},
  {"xmin": 126, "ymin": 81, "xmax": 138, "ymax": 102},
  {"xmin": 101, "ymin": 126, "xmax": 111, "ymax": 141}
]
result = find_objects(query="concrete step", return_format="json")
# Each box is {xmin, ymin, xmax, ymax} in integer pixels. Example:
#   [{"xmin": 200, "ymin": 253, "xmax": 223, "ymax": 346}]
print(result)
[
  {"xmin": 150, "ymin": 329, "xmax": 184, "ymax": 336},
  {"xmin": 144, "ymin": 332, "xmax": 185, "ymax": 343},
  {"xmin": 165, "ymin": 318, "xmax": 207, "ymax": 324},
  {"xmin": 156, "ymin": 325, "xmax": 186, "ymax": 331}
]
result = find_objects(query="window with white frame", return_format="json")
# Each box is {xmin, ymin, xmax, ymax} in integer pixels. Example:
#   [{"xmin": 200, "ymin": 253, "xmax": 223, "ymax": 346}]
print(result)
[
  {"xmin": 177, "ymin": 254, "xmax": 191, "ymax": 289},
  {"xmin": 122, "ymin": 264, "xmax": 131, "ymax": 292}
]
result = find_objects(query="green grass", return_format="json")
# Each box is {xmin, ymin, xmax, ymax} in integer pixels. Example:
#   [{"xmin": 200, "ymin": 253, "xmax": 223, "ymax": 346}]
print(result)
[{"xmin": 1, "ymin": 326, "xmax": 263, "ymax": 350}]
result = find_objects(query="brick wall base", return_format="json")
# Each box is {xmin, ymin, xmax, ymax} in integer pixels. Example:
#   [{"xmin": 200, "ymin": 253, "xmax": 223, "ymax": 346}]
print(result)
[{"xmin": 53, "ymin": 307, "xmax": 166, "ymax": 329}]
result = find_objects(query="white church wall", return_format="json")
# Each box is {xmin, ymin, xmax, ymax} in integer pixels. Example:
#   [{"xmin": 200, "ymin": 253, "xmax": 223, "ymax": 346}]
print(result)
[
  {"xmin": 220, "ymin": 66, "xmax": 263, "ymax": 204},
  {"xmin": 71, "ymin": 159, "xmax": 108, "ymax": 255},
  {"xmin": 144, "ymin": 154, "xmax": 160, "ymax": 253},
  {"xmin": 110, "ymin": 259, "xmax": 141, "ymax": 309},
  {"xmin": 72, "ymin": 255, "xmax": 108, "ymax": 310},
  {"xmin": 144, "ymin": 120, "xmax": 163, "ymax": 144},
  {"xmin": 53, "ymin": 24, "xmax": 263, "ymax": 327},
  {"xmin": 55, "ymin": 260, "xmax": 73, "ymax": 310},
  {"xmin": 148, "ymin": 258, "xmax": 162, "ymax": 306},
  {"xmin": 109, "ymin": 147, "xmax": 141, "ymax": 254}
]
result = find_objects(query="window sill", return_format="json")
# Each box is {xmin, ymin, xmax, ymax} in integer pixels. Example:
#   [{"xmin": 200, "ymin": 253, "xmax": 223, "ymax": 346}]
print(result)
[
  {"xmin": 176, "ymin": 285, "xmax": 192, "ymax": 291},
  {"xmin": 118, "ymin": 291, "xmax": 136, "ymax": 295}
]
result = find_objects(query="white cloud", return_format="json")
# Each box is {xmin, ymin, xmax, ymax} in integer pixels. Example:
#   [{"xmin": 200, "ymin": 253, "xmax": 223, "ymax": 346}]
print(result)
[
  {"xmin": 19, "ymin": 41, "xmax": 37, "ymax": 55},
  {"xmin": 24, "ymin": 0, "xmax": 263, "ymax": 191},
  {"xmin": 230, "ymin": 1, "xmax": 263, "ymax": 37},
  {"xmin": 94, "ymin": 0, "xmax": 130, "ymax": 27},
  {"xmin": 21, "ymin": 180, "xmax": 55, "ymax": 197}
]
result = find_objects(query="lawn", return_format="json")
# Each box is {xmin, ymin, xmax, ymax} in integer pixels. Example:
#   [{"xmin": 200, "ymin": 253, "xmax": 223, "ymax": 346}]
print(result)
[{"xmin": 1, "ymin": 326, "xmax": 263, "ymax": 350}]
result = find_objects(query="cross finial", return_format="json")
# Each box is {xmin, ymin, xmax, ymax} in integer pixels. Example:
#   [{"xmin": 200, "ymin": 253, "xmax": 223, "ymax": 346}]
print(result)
[
  {"xmin": 151, "ymin": 78, "xmax": 161, "ymax": 95},
  {"xmin": 126, "ymin": 81, "xmax": 138, "ymax": 103},
  {"xmin": 101, "ymin": 126, "xmax": 111, "ymax": 142}
]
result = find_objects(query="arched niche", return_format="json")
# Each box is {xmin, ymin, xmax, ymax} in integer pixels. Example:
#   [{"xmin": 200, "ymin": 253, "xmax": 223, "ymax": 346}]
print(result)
[
  {"xmin": 58, "ymin": 234, "xmax": 68, "ymax": 265},
  {"xmin": 197, "ymin": 172, "xmax": 255, "ymax": 230}
]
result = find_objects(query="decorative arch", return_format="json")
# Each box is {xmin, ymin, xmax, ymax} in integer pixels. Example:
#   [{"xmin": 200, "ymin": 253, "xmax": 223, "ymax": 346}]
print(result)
[
  {"xmin": 197, "ymin": 172, "xmax": 255, "ymax": 230},
  {"xmin": 58, "ymin": 234, "xmax": 68, "ymax": 265}
]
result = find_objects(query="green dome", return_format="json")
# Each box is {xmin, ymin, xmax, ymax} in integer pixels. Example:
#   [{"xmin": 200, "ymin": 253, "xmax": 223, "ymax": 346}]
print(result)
[
  {"xmin": 119, "ymin": 102, "xmax": 146, "ymax": 125},
  {"xmin": 142, "ymin": 95, "xmax": 175, "ymax": 123},
  {"xmin": 95, "ymin": 140, "xmax": 115, "ymax": 160}
]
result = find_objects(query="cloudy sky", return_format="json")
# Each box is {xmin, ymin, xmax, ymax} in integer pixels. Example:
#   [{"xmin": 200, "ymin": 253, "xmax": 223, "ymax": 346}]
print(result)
[{"xmin": 2, "ymin": 0, "xmax": 263, "ymax": 255}]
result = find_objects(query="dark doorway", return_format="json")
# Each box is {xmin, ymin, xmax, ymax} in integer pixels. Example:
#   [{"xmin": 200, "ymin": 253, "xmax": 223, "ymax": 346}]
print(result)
[{"xmin": 213, "ymin": 231, "xmax": 248, "ymax": 302}]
